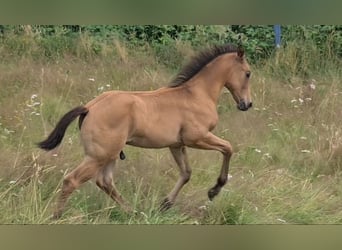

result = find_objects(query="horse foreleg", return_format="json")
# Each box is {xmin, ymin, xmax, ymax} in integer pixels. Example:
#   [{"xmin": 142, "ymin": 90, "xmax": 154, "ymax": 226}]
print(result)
[
  {"xmin": 188, "ymin": 132, "xmax": 233, "ymax": 201},
  {"xmin": 160, "ymin": 146, "xmax": 192, "ymax": 211}
]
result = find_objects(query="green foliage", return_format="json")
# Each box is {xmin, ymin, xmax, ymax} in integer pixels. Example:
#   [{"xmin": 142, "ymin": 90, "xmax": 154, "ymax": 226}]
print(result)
[
  {"xmin": 230, "ymin": 25, "xmax": 275, "ymax": 62},
  {"xmin": 282, "ymin": 25, "xmax": 342, "ymax": 57},
  {"xmin": 1, "ymin": 25, "xmax": 341, "ymax": 66}
]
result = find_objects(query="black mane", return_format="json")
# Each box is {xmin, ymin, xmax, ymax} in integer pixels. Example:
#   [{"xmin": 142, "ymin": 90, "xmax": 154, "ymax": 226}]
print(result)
[{"xmin": 169, "ymin": 44, "xmax": 238, "ymax": 87}]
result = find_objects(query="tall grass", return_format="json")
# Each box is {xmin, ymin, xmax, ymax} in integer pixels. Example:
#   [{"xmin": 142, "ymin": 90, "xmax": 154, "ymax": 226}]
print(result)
[{"xmin": 0, "ymin": 30, "xmax": 341, "ymax": 224}]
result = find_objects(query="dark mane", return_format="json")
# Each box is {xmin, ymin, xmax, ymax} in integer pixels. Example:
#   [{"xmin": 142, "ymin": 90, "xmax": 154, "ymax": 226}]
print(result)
[{"xmin": 169, "ymin": 44, "xmax": 238, "ymax": 87}]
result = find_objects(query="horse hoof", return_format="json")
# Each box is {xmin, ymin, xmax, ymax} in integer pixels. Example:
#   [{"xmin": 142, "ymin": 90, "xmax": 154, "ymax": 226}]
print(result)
[
  {"xmin": 51, "ymin": 212, "xmax": 62, "ymax": 220},
  {"xmin": 125, "ymin": 208, "xmax": 138, "ymax": 216},
  {"xmin": 208, "ymin": 188, "xmax": 219, "ymax": 201},
  {"xmin": 122, "ymin": 205, "xmax": 135, "ymax": 215},
  {"xmin": 159, "ymin": 198, "xmax": 173, "ymax": 212}
]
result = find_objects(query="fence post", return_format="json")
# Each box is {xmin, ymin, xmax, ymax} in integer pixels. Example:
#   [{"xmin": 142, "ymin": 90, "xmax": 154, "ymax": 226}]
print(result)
[{"xmin": 274, "ymin": 25, "xmax": 281, "ymax": 48}]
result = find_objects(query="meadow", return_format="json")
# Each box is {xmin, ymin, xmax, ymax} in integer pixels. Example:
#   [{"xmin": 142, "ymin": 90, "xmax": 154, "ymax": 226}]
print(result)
[{"xmin": 0, "ymin": 26, "xmax": 341, "ymax": 224}]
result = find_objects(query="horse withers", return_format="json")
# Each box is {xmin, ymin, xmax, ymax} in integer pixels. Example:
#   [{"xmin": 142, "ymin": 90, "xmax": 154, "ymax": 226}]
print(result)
[{"xmin": 38, "ymin": 44, "xmax": 252, "ymax": 219}]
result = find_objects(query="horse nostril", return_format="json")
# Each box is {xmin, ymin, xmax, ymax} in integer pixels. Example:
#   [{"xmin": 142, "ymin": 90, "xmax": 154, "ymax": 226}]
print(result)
[
  {"xmin": 238, "ymin": 101, "xmax": 248, "ymax": 111},
  {"xmin": 238, "ymin": 100, "xmax": 252, "ymax": 111}
]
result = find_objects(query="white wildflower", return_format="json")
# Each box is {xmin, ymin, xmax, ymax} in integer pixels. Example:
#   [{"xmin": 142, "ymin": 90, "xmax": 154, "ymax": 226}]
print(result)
[
  {"xmin": 30, "ymin": 111, "xmax": 41, "ymax": 116},
  {"xmin": 4, "ymin": 128, "xmax": 14, "ymax": 134},
  {"xmin": 263, "ymin": 153, "xmax": 272, "ymax": 159},
  {"xmin": 301, "ymin": 149, "xmax": 311, "ymax": 153},
  {"xmin": 198, "ymin": 205, "xmax": 207, "ymax": 211},
  {"xmin": 248, "ymin": 170, "xmax": 254, "ymax": 178},
  {"xmin": 277, "ymin": 218, "xmax": 286, "ymax": 223},
  {"xmin": 27, "ymin": 102, "xmax": 40, "ymax": 108},
  {"xmin": 276, "ymin": 168, "xmax": 285, "ymax": 174},
  {"xmin": 254, "ymin": 148, "xmax": 261, "ymax": 153}
]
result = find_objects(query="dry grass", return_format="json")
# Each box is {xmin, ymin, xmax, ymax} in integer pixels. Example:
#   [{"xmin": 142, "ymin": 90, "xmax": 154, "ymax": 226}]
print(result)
[{"xmin": 0, "ymin": 39, "xmax": 341, "ymax": 224}]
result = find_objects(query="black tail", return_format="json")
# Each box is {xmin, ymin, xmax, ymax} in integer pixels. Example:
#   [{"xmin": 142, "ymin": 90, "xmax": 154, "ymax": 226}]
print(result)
[{"xmin": 38, "ymin": 106, "xmax": 88, "ymax": 151}]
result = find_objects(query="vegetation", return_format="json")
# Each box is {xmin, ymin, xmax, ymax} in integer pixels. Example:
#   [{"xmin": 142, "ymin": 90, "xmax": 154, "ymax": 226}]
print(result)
[{"xmin": 0, "ymin": 25, "xmax": 341, "ymax": 224}]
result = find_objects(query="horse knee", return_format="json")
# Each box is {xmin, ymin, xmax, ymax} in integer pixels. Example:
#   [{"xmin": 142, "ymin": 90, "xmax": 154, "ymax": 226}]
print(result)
[
  {"xmin": 95, "ymin": 178, "xmax": 104, "ymax": 189},
  {"xmin": 96, "ymin": 175, "xmax": 108, "ymax": 189},
  {"xmin": 63, "ymin": 175, "xmax": 76, "ymax": 189},
  {"xmin": 222, "ymin": 143, "xmax": 233, "ymax": 156},
  {"xmin": 59, "ymin": 176, "xmax": 78, "ymax": 198},
  {"xmin": 96, "ymin": 172, "xmax": 113, "ymax": 191}
]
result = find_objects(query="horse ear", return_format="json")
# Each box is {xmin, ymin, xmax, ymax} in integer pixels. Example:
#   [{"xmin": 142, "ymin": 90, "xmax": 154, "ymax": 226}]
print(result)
[{"xmin": 237, "ymin": 46, "xmax": 244, "ymax": 58}]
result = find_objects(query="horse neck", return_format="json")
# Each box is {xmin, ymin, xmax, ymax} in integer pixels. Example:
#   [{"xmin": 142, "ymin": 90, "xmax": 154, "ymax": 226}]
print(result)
[{"xmin": 187, "ymin": 60, "xmax": 227, "ymax": 105}]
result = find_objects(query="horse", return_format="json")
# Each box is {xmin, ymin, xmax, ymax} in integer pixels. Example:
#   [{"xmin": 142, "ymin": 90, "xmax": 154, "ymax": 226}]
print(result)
[{"xmin": 38, "ymin": 44, "xmax": 252, "ymax": 219}]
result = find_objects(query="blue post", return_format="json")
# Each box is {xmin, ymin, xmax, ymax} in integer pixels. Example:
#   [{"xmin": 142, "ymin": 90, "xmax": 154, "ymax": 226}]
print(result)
[{"xmin": 274, "ymin": 25, "xmax": 281, "ymax": 48}]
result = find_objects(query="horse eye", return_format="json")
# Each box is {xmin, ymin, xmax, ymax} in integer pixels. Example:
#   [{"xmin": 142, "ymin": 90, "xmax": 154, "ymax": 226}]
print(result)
[{"xmin": 246, "ymin": 71, "xmax": 251, "ymax": 78}]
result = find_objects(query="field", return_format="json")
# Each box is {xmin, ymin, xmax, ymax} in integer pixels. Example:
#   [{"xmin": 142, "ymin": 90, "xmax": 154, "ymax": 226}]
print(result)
[{"xmin": 0, "ymin": 29, "xmax": 341, "ymax": 224}]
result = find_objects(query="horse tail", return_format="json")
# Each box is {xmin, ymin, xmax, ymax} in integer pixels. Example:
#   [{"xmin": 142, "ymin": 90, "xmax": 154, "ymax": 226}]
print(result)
[{"xmin": 38, "ymin": 106, "xmax": 89, "ymax": 151}]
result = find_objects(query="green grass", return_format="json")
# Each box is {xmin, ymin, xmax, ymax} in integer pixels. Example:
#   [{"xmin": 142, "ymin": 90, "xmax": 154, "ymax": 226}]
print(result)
[{"xmin": 0, "ymin": 35, "xmax": 341, "ymax": 224}]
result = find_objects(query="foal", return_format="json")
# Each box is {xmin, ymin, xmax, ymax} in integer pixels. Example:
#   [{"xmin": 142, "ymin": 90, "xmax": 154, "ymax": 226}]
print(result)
[{"xmin": 38, "ymin": 44, "xmax": 252, "ymax": 219}]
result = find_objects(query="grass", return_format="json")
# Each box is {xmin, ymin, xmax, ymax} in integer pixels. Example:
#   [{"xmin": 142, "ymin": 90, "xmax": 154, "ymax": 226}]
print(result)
[{"xmin": 0, "ymin": 35, "xmax": 341, "ymax": 224}]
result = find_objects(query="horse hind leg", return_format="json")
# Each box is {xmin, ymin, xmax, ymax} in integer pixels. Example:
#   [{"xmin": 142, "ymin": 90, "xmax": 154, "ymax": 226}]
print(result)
[
  {"xmin": 95, "ymin": 160, "xmax": 132, "ymax": 213},
  {"xmin": 53, "ymin": 156, "xmax": 102, "ymax": 219}
]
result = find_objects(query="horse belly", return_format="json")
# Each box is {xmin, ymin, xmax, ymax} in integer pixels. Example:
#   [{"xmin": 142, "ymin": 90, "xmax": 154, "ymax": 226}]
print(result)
[
  {"xmin": 127, "ymin": 128, "xmax": 181, "ymax": 148},
  {"xmin": 127, "ymin": 94, "xmax": 183, "ymax": 148}
]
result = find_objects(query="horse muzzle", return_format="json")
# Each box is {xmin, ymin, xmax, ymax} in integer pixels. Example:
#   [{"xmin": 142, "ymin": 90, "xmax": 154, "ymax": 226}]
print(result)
[{"xmin": 237, "ymin": 100, "xmax": 252, "ymax": 111}]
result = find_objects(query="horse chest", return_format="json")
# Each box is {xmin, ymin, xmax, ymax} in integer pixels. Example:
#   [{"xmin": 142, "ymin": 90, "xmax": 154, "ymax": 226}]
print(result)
[
  {"xmin": 192, "ymin": 110, "xmax": 218, "ymax": 131},
  {"xmin": 179, "ymin": 113, "xmax": 218, "ymax": 144}
]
